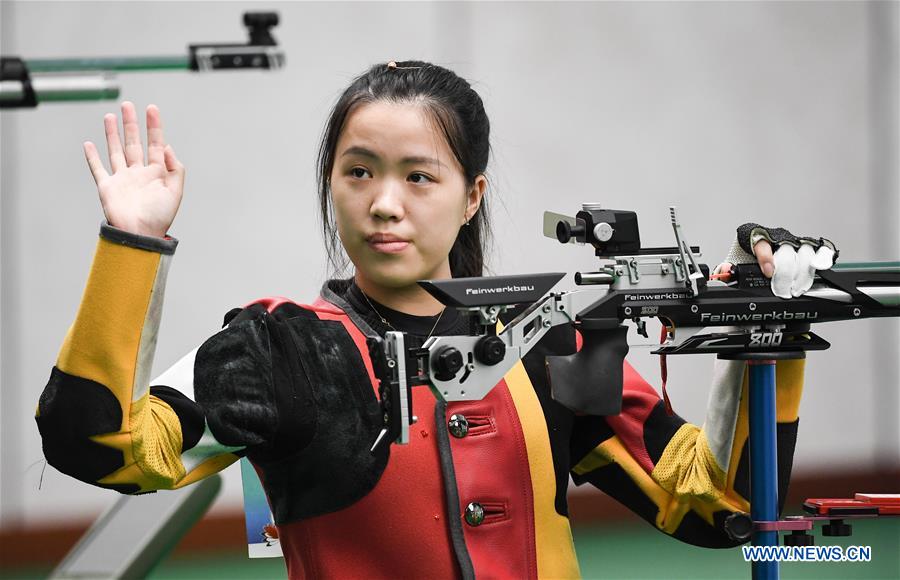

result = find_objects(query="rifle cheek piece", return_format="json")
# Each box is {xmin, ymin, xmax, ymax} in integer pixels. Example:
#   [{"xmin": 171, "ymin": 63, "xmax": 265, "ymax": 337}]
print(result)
[{"xmin": 546, "ymin": 324, "xmax": 629, "ymax": 415}]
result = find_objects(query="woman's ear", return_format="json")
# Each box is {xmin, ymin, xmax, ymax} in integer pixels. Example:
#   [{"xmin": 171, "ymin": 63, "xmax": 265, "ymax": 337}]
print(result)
[{"xmin": 465, "ymin": 174, "xmax": 487, "ymax": 224}]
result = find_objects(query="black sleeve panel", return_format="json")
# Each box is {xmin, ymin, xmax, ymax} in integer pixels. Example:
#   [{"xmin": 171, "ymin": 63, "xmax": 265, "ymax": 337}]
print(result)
[
  {"xmin": 775, "ymin": 420, "xmax": 799, "ymax": 514},
  {"xmin": 498, "ymin": 305, "xmax": 582, "ymax": 518},
  {"xmin": 676, "ymin": 511, "xmax": 738, "ymax": 548},
  {"xmin": 733, "ymin": 419, "xmax": 799, "ymax": 513},
  {"xmin": 35, "ymin": 367, "xmax": 129, "ymax": 489},
  {"xmin": 149, "ymin": 385, "xmax": 205, "ymax": 452},
  {"xmin": 569, "ymin": 414, "xmax": 615, "ymax": 469},
  {"xmin": 574, "ymin": 462, "xmax": 659, "ymax": 522},
  {"xmin": 642, "ymin": 400, "xmax": 687, "ymax": 464},
  {"xmin": 575, "ymin": 463, "xmax": 741, "ymax": 548},
  {"xmin": 519, "ymin": 321, "xmax": 578, "ymax": 518}
]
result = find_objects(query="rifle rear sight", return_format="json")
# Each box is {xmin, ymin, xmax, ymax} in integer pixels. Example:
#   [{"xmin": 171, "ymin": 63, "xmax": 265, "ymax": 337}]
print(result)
[{"xmin": 553, "ymin": 205, "xmax": 706, "ymax": 294}]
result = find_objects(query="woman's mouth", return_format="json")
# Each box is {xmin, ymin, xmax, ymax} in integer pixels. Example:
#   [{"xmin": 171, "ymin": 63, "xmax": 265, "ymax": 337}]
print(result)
[{"xmin": 367, "ymin": 234, "xmax": 410, "ymax": 254}]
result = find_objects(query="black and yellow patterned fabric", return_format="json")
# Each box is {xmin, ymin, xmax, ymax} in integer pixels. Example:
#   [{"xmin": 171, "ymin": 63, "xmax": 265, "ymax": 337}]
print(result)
[
  {"xmin": 567, "ymin": 357, "xmax": 803, "ymax": 547},
  {"xmin": 36, "ymin": 223, "xmax": 243, "ymax": 493}
]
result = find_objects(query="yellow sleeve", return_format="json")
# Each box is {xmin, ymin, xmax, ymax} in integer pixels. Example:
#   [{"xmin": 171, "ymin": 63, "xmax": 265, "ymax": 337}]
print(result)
[
  {"xmin": 35, "ymin": 224, "xmax": 242, "ymax": 494},
  {"xmin": 571, "ymin": 358, "xmax": 804, "ymax": 547}
]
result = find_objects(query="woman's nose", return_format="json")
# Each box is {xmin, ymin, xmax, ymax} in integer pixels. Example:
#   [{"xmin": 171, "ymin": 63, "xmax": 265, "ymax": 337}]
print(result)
[{"xmin": 370, "ymin": 180, "xmax": 405, "ymax": 221}]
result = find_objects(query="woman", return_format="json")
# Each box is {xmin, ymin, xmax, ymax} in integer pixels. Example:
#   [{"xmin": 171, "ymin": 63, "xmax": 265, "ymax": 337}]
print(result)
[{"xmin": 36, "ymin": 61, "xmax": 826, "ymax": 579}]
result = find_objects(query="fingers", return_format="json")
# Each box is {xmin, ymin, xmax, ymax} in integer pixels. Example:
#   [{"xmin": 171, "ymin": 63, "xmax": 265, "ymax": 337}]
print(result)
[
  {"xmin": 771, "ymin": 245, "xmax": 797, "ymax": 299},
  {"xmin": 163, "ymin": 144, "xmax": 182, "ymax": 173},
  {"xmin": 104, "ymin": 102, "xmax": 165, "ymax": 171},
  {"xmin": 812, "ymin": 245, "xmax": 835, "ymax": 270},
  {"xmin": 753, "ymin": 239, "xmax": 775, "ymax": 278},
  {"xmin": 792, "ymin": 244, "xmax": 835, "ymax": 297},
  {"xmin": 164, "ymin": 144, "xmax": 186, "ymax": 193},
  {"xmin": 104, "ymin": 113, "xmax": 126, "ymax": 173},
  {"xmin": 146, "ymin": 104, "xmax": 166, "ymax": 167},
  {"xmin": 792, "ymin": 244, "xmax": 817, "ymax": 297},
  {"xmin": 83, "ymin": 141, "xmax": 109, "ymax": 185},
  {"xmin": 121, "ymin": 101, "xmax": 144, "ymax": 167}
]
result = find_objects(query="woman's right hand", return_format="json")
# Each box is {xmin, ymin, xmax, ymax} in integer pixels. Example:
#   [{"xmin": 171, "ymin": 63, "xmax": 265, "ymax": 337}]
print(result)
[{"xmin": 83, "ymin": 101, "xmax": 185, "ymax": 238}]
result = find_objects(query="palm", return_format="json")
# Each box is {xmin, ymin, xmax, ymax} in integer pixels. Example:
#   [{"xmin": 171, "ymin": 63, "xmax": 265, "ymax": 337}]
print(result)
[
  {"xmin": 84, "ymin": 102, "xmax": 185, "ymax": 238},
  {"xmin": 98, "ymin": 164, "xmax": 179, "ymax": 235}
]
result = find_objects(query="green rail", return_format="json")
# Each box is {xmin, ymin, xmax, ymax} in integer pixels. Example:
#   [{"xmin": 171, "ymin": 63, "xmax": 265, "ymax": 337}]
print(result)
[
  {"xmin": 26, "ymin": 56, "xmax": 190, "ymax": 73},
  {"xmin": 833, "ymin": 261, "xmax": 900, "ymax": 272}
]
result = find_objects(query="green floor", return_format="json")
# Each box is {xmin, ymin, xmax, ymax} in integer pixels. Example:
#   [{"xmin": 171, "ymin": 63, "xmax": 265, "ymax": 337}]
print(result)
[{"xmin": 2, "ymin": 519, "xmax": 897, "ymax": 579}]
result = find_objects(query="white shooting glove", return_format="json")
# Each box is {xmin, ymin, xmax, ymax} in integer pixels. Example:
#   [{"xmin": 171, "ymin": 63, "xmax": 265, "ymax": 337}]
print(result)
[{"xmin": 722, "ymin": 223, "xmax": 838, "ymax": 299}]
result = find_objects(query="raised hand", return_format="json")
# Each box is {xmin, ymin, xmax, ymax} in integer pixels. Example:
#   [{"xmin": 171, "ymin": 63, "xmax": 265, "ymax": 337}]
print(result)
[{"xmin": 83, "ymin": 101, "xmax": 185, "ymax": 238}]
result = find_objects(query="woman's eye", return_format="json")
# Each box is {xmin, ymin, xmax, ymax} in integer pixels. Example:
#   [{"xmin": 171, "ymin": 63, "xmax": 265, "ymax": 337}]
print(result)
[
  {"xmin": 350, "ymin": 167, "xmax": 371, "ymax": 179},
  {"xmin": 408, "ymin": 173, "xmax": 433, "ymax": 184}
]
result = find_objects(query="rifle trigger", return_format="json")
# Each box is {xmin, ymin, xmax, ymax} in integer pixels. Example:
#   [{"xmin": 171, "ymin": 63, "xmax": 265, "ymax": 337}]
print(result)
[{"xmin": 635, "ymin": 318, "xmax": 648, "ymax": 338}]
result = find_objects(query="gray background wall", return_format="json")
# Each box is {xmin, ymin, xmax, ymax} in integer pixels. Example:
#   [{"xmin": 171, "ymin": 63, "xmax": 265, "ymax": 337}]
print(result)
[{"xmin": 1, "ymin": 1, "xmax": 897, "ymax": 531}]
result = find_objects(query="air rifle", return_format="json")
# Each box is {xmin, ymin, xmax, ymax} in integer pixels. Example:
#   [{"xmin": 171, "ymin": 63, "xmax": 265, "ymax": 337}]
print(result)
[
  {"xmin": 369, "ymin": 205, "xmax": 900, "ymax": 452},
  {"xmin": 0, "ymin": 12, "xmax": 284, "ymax": 108}
]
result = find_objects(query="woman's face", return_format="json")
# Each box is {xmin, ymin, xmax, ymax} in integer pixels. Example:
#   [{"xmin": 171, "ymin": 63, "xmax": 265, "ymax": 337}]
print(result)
[{"xmin": 330, "ymin": 101, "xmax": 483, "ymax": 289}]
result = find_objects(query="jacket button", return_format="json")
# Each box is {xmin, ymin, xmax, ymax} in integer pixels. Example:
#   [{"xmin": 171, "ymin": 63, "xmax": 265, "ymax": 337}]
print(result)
[
  {"xmin": 464, "ymin": 502, "xmax": 485, "ymax": 526},
  {"xmin": 448, "ymin": 414, "xmax": 469, "ymax": 438}
]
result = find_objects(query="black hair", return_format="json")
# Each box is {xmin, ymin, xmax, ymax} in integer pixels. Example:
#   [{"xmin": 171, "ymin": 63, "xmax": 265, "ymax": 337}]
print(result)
[{"xmin": 316, "ymin": 60, "xmax": 491, "ymax": 278}]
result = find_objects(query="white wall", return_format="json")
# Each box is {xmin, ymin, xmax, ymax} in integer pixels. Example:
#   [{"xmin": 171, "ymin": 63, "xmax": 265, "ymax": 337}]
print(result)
[{"xmin": 1, "ymin": 1, "xmax": 897, "ymax": 531}]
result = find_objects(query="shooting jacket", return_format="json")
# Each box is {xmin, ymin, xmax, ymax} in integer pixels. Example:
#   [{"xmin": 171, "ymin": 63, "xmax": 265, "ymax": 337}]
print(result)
[{"xmin": 36, "ymin": 223, "xmax": 805, "ymax": 579}]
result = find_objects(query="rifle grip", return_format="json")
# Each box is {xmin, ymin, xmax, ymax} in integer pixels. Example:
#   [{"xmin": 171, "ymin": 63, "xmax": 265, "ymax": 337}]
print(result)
[{"xmin": 546, "ymin": 325, "xmax": 629, "ymax": 415}]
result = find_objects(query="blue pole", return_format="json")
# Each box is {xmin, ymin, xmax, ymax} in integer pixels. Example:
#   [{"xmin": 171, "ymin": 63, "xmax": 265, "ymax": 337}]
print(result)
[{"xmin": 749, "ymin": 360, "xmax": 779, "ymax": 580}]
